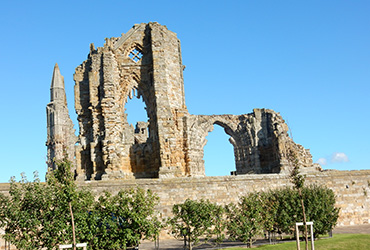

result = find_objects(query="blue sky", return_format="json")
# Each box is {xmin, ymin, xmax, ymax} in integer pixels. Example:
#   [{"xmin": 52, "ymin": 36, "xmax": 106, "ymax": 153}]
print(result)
[{"xmin": 0, "ymin": 0, "xmax": 369, "ymax": 182}]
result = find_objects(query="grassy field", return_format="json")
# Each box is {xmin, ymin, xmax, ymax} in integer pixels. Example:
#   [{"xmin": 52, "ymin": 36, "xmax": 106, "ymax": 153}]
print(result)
[{"xmin": 223, "ymin": 234, "xmax": 370, "ymax": 250}]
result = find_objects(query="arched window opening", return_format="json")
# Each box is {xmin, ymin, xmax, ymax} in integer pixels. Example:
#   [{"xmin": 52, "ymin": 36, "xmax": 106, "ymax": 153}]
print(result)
[
  {"xmin": 204, "ymin": 124, "xmax": 235, "ymax": 176},
  {"xmin": 125, "ymin": 90, "xmax": 149, "ymax": 142}
]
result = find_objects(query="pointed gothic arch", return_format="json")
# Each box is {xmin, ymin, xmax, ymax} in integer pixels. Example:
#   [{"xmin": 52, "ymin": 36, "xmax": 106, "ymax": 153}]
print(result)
[
  {"xmin": 203, "ymin": 123, "xmax": 237, "ymax": 176},
  {"xmin": 186, "ymin": 115, "xmax": 242, "ymax": 176}
]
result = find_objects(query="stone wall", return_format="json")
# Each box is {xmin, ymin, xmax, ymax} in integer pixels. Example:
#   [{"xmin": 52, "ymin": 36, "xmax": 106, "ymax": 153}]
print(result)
[
  {"xmin": 72, "ymin": 170, "xmax": 370, "ymax": 227},
  {"xmin": 0, "ymin": 170, "xmax": 369, "ymax": 246}
]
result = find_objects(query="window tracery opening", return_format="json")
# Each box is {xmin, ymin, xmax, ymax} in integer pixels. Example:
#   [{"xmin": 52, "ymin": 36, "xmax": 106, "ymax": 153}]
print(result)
[{"xmin": 128, "ymin": 48, "xmax": 143, "ymax": 63}]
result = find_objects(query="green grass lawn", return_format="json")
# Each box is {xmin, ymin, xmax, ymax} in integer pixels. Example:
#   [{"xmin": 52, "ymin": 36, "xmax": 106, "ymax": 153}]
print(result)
[{"xmin": 223, "ymin": 234, "xmax": 370, "ymax": 250}]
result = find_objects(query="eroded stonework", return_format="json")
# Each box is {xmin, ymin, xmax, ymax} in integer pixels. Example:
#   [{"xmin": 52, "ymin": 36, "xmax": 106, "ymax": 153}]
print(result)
[
  {"xmin": 47, "ymin": 22, "xmax": 321, "ymax": 180},
  {"xmin": 46, "ymin": 64, "xmax": 76, "ymax": 171}
]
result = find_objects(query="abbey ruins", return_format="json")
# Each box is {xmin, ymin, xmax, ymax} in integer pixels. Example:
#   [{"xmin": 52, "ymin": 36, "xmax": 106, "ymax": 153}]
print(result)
[
  {"xmin": 43, "ymin": 23, "xmax": 370, "ymax": 227},
  {"xmin": 46, "ymin": 22, "xmax": 320, "ymax": 180}
]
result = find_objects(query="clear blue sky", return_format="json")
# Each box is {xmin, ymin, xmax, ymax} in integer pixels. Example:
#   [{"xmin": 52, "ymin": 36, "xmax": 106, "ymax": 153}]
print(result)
[{"xmin": 0, "ymin": 0, "xmax": 369, "ymax": 182}]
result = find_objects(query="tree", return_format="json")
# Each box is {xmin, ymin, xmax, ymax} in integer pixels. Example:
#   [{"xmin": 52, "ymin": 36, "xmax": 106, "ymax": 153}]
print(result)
[
  {"xmin": 259, "ymin": 190, "xmax": 279, "ymax": 244},
  {"xmin": 225, "ymin": 193, "xmax": 264, "ymax": 248},
  {"xmin": 209, "ymin": 203, "xmax": 226, "ymax": 246},
  {"xmin": 273, "ymin": 187, "xmax": 301, "ymax": 236},
  {"xmin": 48, "ymin": 160, "xmax": 79, "ymax": 250},
  {"xmin": 289, "ymin": 152, "xmax": 309, "ymax": 250},
  {"xmin": 264, "ymin": 186, "xmax": 339, "ymax": 239},
  {"xmin": 167, "ymin": 199, "xmax": 220, "ymax": 250},
  {"xmin": 0, "ymin": 172, "xmax": 57, "ymax": 250},
  {"xmin": 302, "ymin": 184, "xmax": 340, "ymax": 237},
  {"xmin": 0, "ymin": 161, "xmax": 160, "ymax": 250},
  {"xmin": 87, "ymin": 188, "xmax": 161, "ymax": 249},
  {"xmin": 0, "ymin": 161, "xmax": 95, "ymax": 250}
]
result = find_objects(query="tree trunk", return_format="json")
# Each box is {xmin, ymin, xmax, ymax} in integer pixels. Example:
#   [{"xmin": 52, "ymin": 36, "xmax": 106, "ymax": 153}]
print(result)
[
  {"xmin": 299, "ymin": 189, "xmax": 308, "ymax": 250},
  {"xmin": 69, "ymin": 202, "xmax": 76, "ymax": 250}
]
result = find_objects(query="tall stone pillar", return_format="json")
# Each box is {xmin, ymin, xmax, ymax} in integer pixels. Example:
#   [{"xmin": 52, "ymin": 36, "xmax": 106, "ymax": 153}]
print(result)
[{"xmin": 46, "ymin": 63, "xmax": 77, "ymax": 173}]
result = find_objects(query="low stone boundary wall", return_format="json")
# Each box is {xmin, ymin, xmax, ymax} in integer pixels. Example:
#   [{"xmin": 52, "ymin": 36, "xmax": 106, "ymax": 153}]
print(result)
[
  {"xmin": 77, "ymin": 169, "xmax": 370, "ymax": 226},
  {"xmin": 0, "ymin": 170, "xmax": 369, "ymax": 227}
]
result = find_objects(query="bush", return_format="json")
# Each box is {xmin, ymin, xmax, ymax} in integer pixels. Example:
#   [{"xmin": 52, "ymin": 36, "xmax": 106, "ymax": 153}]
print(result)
[
  {"xmin": 0, "ymin": 161, "xmax": 160, "ymax": 250},
  {"xmin": 225, "ymin": 193, "xmax": 264, "ymax": 248},
  {"xmin": 167, "ymin": 184, "xmax": 339, "ymax": 249},
  {"xmin": 273, "ymin": 187, "xmax": 301, "ymax": 235},
  {"xmin": 270, "ymin": 186, "xmax": 339, "ymax": 237},
  {"xmin": 259, "ymin": 191, "xmax": 279, "ymax": 242},
  {"xmin": 167, "ymin": 199, "xmax": 222, "ymax": 250},
  {"xmin": 87, "ymin": 188, "xmax": 161, "ymax": 249},
  {"xmin": 302, "ymin": 184, "xmax": 340, "ymax": 237}
]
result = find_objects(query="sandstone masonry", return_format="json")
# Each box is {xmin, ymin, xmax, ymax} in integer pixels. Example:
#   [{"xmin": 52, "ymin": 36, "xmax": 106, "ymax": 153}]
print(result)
[
  {"xmin": 46, "ymin": 64, "xmax": 76, "ymax": 170},
  {"xmin": 0, "ymin": 170, "xmax": 369, "ymax": 227},
  {"xmin": 47, "ymin": 22, "xmax": 320, "ymax": 180}
]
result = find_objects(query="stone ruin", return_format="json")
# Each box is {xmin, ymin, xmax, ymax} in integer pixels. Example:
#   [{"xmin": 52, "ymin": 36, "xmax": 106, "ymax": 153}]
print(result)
[{"xmin": 46, "ymin": 22, "xmax": 321, "ymax": 181}]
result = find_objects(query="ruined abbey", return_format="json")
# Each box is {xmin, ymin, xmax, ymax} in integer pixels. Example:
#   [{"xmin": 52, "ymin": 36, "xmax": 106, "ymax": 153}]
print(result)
[
  {"xmin": 3, "ymin": 23, "xmax": 370, "ymax": 238},
  {"xmin": 46, "ymin": 22, "xmax": 321, "ymax": 181},
  {"xmin": 2, "ymin": 23, "xmax": 370, "ymax": 250}
]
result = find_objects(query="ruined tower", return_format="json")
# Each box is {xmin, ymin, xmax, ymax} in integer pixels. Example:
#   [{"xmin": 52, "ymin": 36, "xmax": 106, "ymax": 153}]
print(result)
[
  {"xmin": 73, "ymin": 23, "xmax": 188, "ymax": 180},
  {"xmin": 47, "ymin": 23, "xmax": 320, "ymax": 181},
  {"xmin": 46, "ymin": 63, "xmax": 76, "ymax": 171}
]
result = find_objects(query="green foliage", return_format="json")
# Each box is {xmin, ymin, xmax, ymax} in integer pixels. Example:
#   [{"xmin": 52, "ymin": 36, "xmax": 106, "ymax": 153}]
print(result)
[
  {"xmin": 259, "ymin": 190, "xmax": 279, "ymax": 242},
  {"xmin": 167, "ymin": 185, "xmax": 339, "ymax": 249},
  {"xmin": 225, "ymin": 193, "xmax": 264, "ymax": 248},
  {"xmin": 0, "ymin": 162, "xmax": 95, "ymax": 250},
  {"xmin": 289, "ymin": 160, "xmax": 305, "ymax": 190},
  {"xmin": 87, "ymin": 188, "xmax": 161, "ymax": 249},
  {"xmin": 263, "ymin": 186, "xmax": 339, "ymax": 237},
  {"xmin": 167, "ymin": 199, "xmax": 222, "ymax": 250},
  {"xmin": 302, "ymin": 184, "xmax": 340, "ymax": 237},
  {"xmin": 288, "ymin": 153, "xmax": 309, "ymax": 249},
  {"xmin": 0, "ymin": 172, "xmax": 59, "ymax": 250},
  {"xmin": 0, "ymin": 161, "xmax": 160, "ymax": 250},
  {"xmin": 272, "ymin": 188, "xmax": 301, "ymax": 235},
  {"xmin": 0, "ymin": 160, "xmax": 339, "ymax": 249},
  {"xmin": 209, "ymin": 203, "xmax": 226, "ymax": 246}
]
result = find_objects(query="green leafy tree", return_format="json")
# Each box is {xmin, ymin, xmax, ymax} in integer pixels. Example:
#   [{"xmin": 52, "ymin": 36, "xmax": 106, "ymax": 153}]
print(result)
[
  {"xmin": 225, "ymin": 193, "xmax": 264, "ymax": 248},
  {"xmin": 259, "ymin": 191, "xmax": 279, "ymax": 243},
  {"xmin": 0, "ymin": 161, "xmax": 160, "ymax": 250},
  {"xmin": 302, "ymin": 184, "xmax": 340, "ymax": 237},
  {"xmin": 48, "ymin": 160, "xmax": 79, "ymax": 249},
  {"xmin": 273, "ymin": 187, "xmax": 301, "ymax": 235},
  {"xmin": 88, "ymin": 188, "xmax": 161, "ymax": 249},
  {"xmin": 269, "ymin": 186, "xmax": 339, "ymax": 239},
  {"xmin": 168, "ymin": 199, "xmax": 219, "ymax": 250},
  {"xmin": 0, "ymin": 161, "xmax": 95, "ymax": 250},
  {"xmin": 209, "ymin": 203, "xmax": 226, "ymax": 246},
  {"xmin": 0, "ymin": 172, "xmax": 56, "ymax": 250},
  {"xmin": 289, "ymin": 152, "xmax": 309, "ymax": 250}
]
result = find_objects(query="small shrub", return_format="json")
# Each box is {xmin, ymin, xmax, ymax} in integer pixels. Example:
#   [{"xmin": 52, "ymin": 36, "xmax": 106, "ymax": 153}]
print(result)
[
  {"xmin": 167, "ymin": 199, "xmax": 221, "ymax": 250},
  {"xmin": 226, "ymin": 193, "xmax": 264, "ymax": 248}
]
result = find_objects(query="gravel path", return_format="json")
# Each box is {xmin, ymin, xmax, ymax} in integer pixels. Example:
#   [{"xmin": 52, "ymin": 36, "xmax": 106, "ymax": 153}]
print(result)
[{"xmin": 332, "ymin": 224, "xmax": 370, "ymax": 234}]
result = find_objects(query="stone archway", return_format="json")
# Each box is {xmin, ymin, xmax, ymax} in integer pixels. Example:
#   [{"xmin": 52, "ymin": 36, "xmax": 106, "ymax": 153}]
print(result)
[
  {"xmin": 203, "ymin": 123, "xmax": 237, "ymax": 176},
  {"xmin": 185, "ymin": 115, "xmax": 241, "ymax": 176}
]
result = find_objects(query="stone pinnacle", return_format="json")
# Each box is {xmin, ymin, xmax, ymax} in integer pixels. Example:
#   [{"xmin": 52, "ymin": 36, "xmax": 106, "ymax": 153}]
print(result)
[{"xmin": 51, "ymin": 63, "xmax": 65, "ymax": 89}]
